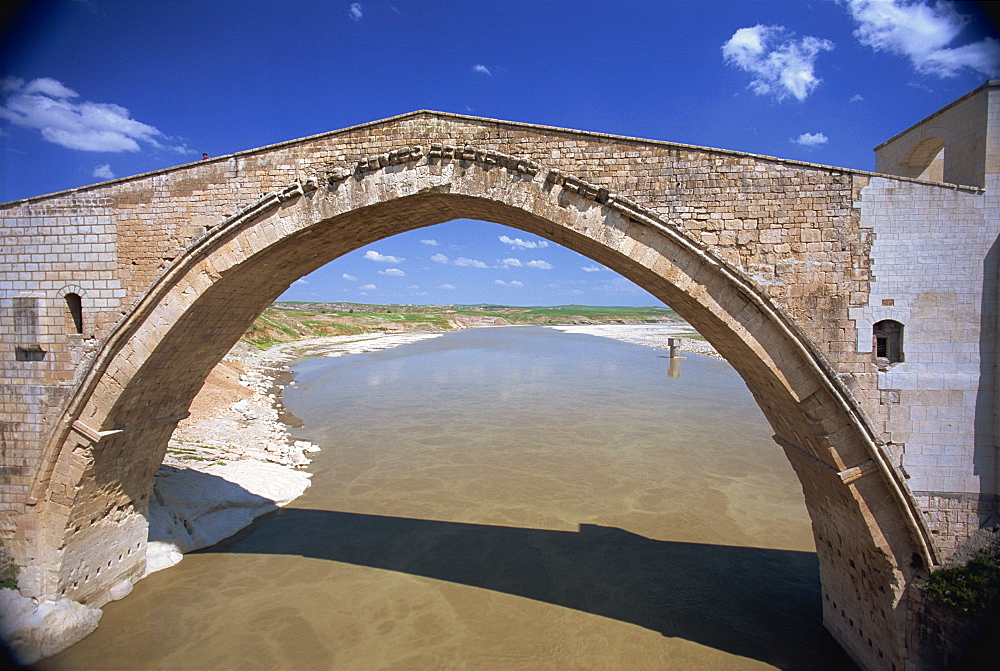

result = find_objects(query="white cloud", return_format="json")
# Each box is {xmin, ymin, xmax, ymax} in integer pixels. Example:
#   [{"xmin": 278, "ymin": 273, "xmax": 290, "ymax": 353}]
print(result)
[
  {"xmin": 349, "ymin": 3, "xmax": 363, "ymax": 21},
  {"xmin": 499, "ymin": 235, "xmax": 549, "ymax": 250},
  {"xmin": 407, "ymin": 284, "xmax": 420, "ymax": 290},
  {"xmin": 495, "ymin": 279, "xmax": 524, "ymax": 287},
  {"xmin": 420, "ymin": 239, "xmax": 439, "ymax": 246},
  {"xmin": 850, "ymin": 94, "xmax": 864, "ymax": 103},
  {"xmin": 360, "ymin": 283, "xmax": 377, "ymax": 291},
  {"xmin": 364, "ymin": 250, "xmax": 403, "ymax": 263},
  {"xmin": 431, "ymin": 253, "xmax": 488, "ymax": 268},
  {"xmin": 92, "ymin": 163, "xmax": 114, "ymax": 179},
  {"xmin": 847, "ymin": 0, "xmax": 1000, "ymax": 77},
  {"xmin": 0, "ymin": 77, "xmax": 192, "ymax": 153},
  {"xmin": 722, "ymin": 25, "xmax": 834, "ymax": 101},
  {"xmin": 342, "ymin": 273, "xmax": 357, "ymax": 281},
  {"xmin": 294, "ymin": 278, "xmax": 308, "ymax": 285},
  {"xmin": 581, "ymin": 265, "xmax": 603, "ymax": 272},
  {"xmin": 453, "ymin": 256, "xmax": 488, "ymax": 268},
  {"xmin": 379, "ymin": 268, "xmax": 405, "ymax": 276},
  {"xmin": 499, "ymin": 257, "xmax": 551, "ymax": 269},
  {"xmin": 472, "ymin": 64, "xmax": 492, "ymax": 76},
  {"xmin": 439, "ymin": 283, "xmax": 456, "ymax": 290},
  {"xmin": 24, "ymin": 78, "xmax": 76, "ymax": 98},
  {"xmin": 794, "ymin": 132, "xmax": 829, "ymax": 146}
]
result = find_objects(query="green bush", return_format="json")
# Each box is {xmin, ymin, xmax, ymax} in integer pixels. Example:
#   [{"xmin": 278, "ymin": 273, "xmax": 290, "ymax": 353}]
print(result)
[
  {"xmin": 0, "ymin": 540, "xmax": 18, "ymax": 590},
  {"xmin": 926, "ymin": 554, "xmax": 1000, "ymax": 616}
]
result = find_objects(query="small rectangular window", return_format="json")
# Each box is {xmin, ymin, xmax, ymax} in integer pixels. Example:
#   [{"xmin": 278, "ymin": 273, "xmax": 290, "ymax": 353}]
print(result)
[{"xmin": 873, "ymin": 320, "xmax": 904, "ymax": 365}]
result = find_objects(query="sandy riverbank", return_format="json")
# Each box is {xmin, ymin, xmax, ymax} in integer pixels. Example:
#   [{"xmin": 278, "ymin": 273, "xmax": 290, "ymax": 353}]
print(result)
[{"xmin": 546, "ymin": 323, "xmax": 723, "ymax": 359}]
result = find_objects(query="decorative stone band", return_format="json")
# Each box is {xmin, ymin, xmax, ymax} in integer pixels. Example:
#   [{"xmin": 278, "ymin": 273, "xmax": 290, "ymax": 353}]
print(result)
[
  {"xmin": 331, "ymin": 143, "xmax": 542, "ymax": 183},
  {"xmin": 205, "ymin": 179, "xmax": 317, "ymax": 233},
  {"xmin": 329, "ymin": 144, "xmax": 707, "ymax": 256}
]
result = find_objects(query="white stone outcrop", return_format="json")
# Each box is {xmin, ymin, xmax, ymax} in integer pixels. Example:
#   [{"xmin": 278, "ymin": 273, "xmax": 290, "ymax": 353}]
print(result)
[
  {"xmin": 146, "ymin": 460, "xmax": 311, "ymax": 574},
  {"xmin": 0, "ymin": 589, "xmax": 102, "ymax": 665}
]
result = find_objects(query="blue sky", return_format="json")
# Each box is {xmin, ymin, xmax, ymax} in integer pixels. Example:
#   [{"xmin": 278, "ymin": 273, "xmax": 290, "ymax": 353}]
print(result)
[{"xmin": 2, "ymin": 1, "xmax": 997, "ymax": 306}]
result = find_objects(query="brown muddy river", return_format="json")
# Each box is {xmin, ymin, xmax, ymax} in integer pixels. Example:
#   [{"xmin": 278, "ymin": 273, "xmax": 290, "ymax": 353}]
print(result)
[{"xmin": 43, "ymin": 326, "xmax": 855, "ymax": 669}]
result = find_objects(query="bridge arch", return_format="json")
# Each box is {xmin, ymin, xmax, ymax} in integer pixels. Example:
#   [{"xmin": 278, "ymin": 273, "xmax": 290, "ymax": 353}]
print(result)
[{"xmin": 26, "ymin": 154, "xmax": 933, "ymax": 669}]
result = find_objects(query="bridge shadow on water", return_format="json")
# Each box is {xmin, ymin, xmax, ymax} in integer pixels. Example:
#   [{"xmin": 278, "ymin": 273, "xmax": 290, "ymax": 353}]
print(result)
[{"xmin": 201, "ymin": 505, "xmax": 857, "ymax": 669}]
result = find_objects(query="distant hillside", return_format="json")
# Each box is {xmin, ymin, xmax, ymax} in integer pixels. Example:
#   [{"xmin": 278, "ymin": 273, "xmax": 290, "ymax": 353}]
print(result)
[{"xmin": 241, "ymin": 302, "xmax": 679, "ymax": 349}]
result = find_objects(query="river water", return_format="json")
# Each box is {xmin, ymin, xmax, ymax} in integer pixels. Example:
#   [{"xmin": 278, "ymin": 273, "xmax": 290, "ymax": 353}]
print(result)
[{"xmin": 43, "ymin": 326, "xmax": 855, "ymax": 669}]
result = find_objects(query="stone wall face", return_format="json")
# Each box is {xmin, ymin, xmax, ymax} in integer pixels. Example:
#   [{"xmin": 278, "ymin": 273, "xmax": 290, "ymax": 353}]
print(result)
[
  {"xmin": 0, "ymin": 113, "xmax": 980, "ymax": 546},
  {"xmin": 851, "ymin": 176, "xmax": 998, "ymax": 554},
  {"xmin": 0, "ymin": 203, "xmax": 124, "ymax": 564}
]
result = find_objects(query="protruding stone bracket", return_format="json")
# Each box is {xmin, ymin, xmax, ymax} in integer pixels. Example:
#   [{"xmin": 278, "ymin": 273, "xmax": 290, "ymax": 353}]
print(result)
[
  {"xmin": 277, "ymin": 180, "xmax": 315, "ymax": 203},
  {"xmin": 838, "ymin": 459, "xmax": 877, "ymax": 484},
  {"xmin": 71, "ymin": 420, "xmax": 124, "ymax": 445},
  {"xmin": 776, "ymin": 435, "xmax": 881, "ymax": 486}
]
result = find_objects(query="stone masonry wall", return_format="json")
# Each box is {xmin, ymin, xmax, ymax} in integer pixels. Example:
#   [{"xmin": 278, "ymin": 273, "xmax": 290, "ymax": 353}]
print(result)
[
  {"xmin": 850, "ymin": 176, "xmax": 999, "ymax": 555},
  {"xmin": 0, "ymin": 203, "xmax": 123, "ymax": 543}
]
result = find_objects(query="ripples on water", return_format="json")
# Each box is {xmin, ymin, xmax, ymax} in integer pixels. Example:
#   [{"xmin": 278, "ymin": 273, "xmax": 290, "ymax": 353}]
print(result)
[{"xmin": 43, "ymin": 327, "xmax": 856, "ymax": 670}]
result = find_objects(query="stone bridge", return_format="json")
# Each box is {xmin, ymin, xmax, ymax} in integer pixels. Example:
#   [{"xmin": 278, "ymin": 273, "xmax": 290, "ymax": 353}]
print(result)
[{"xmin": 2, "ymin": 81, "xmax": 998, "ymax": 669}]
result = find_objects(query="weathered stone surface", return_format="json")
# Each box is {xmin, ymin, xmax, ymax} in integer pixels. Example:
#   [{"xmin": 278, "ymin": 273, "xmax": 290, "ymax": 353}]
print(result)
[{"xmin": 0, "ymin": 589, "xmax": 101, "ymax": 665}]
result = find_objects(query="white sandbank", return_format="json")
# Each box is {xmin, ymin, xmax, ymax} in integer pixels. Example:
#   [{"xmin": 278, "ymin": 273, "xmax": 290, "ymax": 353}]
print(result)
[{"xmin": 546, "ymin": 323, "xmax": 721, "ymax": 358}]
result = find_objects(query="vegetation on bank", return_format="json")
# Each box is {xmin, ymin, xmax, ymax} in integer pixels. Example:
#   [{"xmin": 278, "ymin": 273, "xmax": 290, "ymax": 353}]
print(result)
[
  {"xmin": 242, "ymin": 302, "xmax": 679, "ymax": 349},
  {"xmin": 926, "ymin": 552, "xmax": 1000, "ymax": 616},
  {"xmin": 0, "ymin": 539, "xmax": 18, "ymax": 591}
]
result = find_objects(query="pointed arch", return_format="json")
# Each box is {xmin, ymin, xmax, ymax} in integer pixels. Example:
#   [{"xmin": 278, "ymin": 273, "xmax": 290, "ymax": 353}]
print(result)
[{"xmin": 26, "ymin": 154, "xmax": 933, "ymax": 670}]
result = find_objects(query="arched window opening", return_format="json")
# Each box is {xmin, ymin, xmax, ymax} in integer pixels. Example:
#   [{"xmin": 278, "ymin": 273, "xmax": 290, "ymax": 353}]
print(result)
[
  {"xmin": 901, "ymin": 137, "xmax": 945, "ymax": 182},
  {"xmin": 64, "ymin": 293, "xmax": 83, "ymax": 334},
  {"xmin": 873, "ymin": 320, "xmax": 903, "ymax": 367}
]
